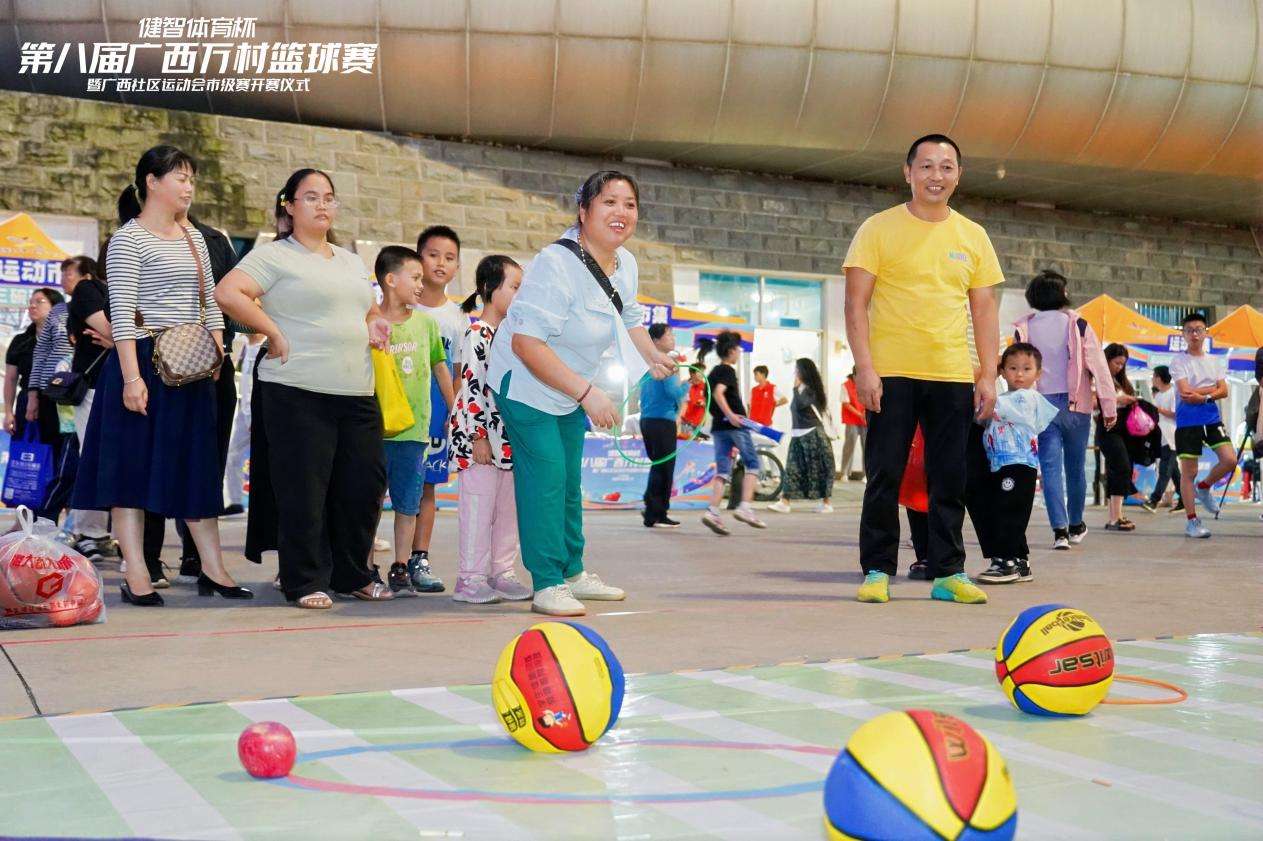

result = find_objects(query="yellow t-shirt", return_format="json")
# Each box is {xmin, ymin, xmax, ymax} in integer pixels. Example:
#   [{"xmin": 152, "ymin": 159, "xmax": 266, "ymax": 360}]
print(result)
[{"xmin": 843, "ymin": 204, "xmax": 1003, "ymax": 383}]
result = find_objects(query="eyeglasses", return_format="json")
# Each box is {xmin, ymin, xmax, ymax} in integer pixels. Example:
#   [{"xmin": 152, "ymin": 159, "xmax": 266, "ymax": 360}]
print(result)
[
  {"xmin": 295, "ymin": 195, "xmax": 340, "ymax": 208},
  {"xmin": 1182, "ymin": 327, "xmax": 1206, "ymax": 336}
]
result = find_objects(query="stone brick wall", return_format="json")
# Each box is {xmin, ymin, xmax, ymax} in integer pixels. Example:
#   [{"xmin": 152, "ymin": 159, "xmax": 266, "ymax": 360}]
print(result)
[{"xmin": 3, "ymin": 90, "xmax": 1260, "ymax": 312}]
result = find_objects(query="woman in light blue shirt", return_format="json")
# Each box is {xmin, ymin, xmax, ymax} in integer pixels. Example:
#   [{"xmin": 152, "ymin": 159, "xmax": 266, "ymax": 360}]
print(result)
[{"xmin": 488, "ymin": 170, "xmax": 675, "ymax": 617}]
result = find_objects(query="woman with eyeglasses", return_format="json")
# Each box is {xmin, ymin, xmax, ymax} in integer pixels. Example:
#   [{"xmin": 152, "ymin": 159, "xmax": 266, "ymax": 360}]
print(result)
[{"xmin": 216, "ymin": 168, "xmax": 394, "ymax": 609}]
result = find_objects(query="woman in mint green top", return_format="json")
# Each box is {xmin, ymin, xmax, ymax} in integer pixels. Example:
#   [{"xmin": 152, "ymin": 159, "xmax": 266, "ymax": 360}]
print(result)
[
  {"xmin": 217, "ymin": 168, "xmax": 394, "ymax": 609},
  {"xmin": 488, "ymin": 171, "xmax": 675, "ymax": 617}
]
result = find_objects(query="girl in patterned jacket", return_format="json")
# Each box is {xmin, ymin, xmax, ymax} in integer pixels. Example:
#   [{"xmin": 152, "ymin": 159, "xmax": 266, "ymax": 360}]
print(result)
[{"xmin": 449, "ymin": 255, "xmax": 531, "ymax": 604}]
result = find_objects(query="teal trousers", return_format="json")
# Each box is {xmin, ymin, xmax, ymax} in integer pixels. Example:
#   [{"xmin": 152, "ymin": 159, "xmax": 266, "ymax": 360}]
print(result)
[{"xmin": 494, "ymin": 374, "xmax": 587, "ymax": 591}]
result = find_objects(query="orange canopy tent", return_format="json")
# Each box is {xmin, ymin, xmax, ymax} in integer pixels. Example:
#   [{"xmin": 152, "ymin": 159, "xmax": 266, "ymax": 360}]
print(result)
[
  {"xmin": 1077, "ymin": 294, "xmax": 1176, "ymax": 345},
  {"xmin": 1208, "ymin": 304, "xmax": 1263, "ymax": 348},
  {"xmin": 0, "ymin": 212, "xmax": 68, "ymax": 287}
]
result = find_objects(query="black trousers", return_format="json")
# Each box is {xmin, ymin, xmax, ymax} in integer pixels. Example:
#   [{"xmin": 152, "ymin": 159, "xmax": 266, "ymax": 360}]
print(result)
[
  {"xmin": 1148, "ymin": 444, "xmax": 1182, "ymax": 505},
  {"xmin": 972, "ymin": 464, "xmax": 1037, "ymax": 560},
  {"xmin": 860, "ymin": 378, "xmax": 973, "ymax": 577},
  {"xmin": 143, "ymin": 358, "xmax": 238, "ymax": 566},
  {"xmin": 1096, "ymin": 423, "xmax": 1136, "ymax": 497},
  {"xmin": 259, "ymin": 381, "xmax": 385, "ymax": 600},
  {"xmin": 641, "ymin": 418, "xmax": 678, "ymax": 525},
  {"xmin": 964, "ymin": 420, "xmax": 991, "ymax": 552},
  {"xmin": 906, "ymin": 508, "xmax": 928, "ymax": 562}
]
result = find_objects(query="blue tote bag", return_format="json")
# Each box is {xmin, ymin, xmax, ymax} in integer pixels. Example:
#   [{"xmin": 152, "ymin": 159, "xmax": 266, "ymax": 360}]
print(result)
[{"xmin": 2, "ymin": 426, "xmax": 54, "ymax": 509}]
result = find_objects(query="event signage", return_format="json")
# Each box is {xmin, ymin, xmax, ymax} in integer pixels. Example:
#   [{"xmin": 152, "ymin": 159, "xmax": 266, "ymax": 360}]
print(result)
[{"xmin": 17, "ymin": 17, "xmax": 378, "ymax": 94}]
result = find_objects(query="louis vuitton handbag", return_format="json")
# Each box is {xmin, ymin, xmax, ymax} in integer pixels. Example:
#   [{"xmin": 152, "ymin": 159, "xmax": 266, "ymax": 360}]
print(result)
[{"xmin": 138, "ymin": 226, "xmax": 224, "ymax": 387}]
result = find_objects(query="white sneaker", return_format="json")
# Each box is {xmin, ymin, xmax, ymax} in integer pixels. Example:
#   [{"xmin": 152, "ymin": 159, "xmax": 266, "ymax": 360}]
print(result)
[
  {"xmin": 532, "ymin": 584, "xmax": 586, "ymax": 616},
  {"xmin": 1184, "ymin": 517, "xmax": 1211, "ymax": 539},
  {"xmin": 490, "ymin": 571, "xmax": 532, "ymax": 601},
  {"xmin": 1195, "ymin": 484, "xmax": 1221, "ymax": 516},
  {"xmin": 373, "ymin": 537, "xmax": 391, "ymax": 552},
  {"xmin": 565, "ymin": 571, "xmax": 626, "ymax": 601},
  {"xmin": 733, "ymin": 505, "xmax": 767, "ymax": 529},
  {"xmin": 767, "ymin": 499, "xmax": 792, "ymax": 514},
  {"xmin": 452, "ymin": 577, "xmax": 503, "ymax": 604},
  {"xmin": 701, "ymin": 508, "xmax": 731, "ymax": 536},
  {"xmin": 815, "ymin": 502, "xmax": 834, "ymax": 514}
]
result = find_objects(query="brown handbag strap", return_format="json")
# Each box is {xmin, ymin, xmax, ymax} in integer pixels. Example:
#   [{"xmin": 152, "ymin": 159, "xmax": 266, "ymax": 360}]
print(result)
[{"xmin": 132, "ymin": 225, "xmax": 209, "ymax": 329}]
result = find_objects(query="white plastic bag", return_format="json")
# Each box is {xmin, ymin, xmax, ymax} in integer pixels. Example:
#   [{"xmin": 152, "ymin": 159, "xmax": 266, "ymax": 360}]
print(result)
[{"xmin": 0, "ymin": 506, "xmax": 105, "ymax": 629}]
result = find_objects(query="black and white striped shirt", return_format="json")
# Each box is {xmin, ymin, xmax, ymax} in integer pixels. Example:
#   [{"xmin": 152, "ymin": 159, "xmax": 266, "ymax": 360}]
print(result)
[
  {"xmin": 29, "ymin": 301, "xmax": 72, "ymax": 391},
  {"xmin": 105, "ymin": 219, "xmax": 225, "ymax": 343}
]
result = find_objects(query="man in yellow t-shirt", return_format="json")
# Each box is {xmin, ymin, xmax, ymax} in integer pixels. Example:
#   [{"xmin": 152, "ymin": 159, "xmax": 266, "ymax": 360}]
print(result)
[{"xmin": 842, "ymin": 133, "xmax": 1003, "ymax": 606}]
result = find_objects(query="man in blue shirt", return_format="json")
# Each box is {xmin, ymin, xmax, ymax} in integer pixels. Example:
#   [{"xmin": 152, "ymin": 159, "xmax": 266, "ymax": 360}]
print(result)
[{"xmin": 639, "ymin": 324, "xmax": 689, "ymax": 527}]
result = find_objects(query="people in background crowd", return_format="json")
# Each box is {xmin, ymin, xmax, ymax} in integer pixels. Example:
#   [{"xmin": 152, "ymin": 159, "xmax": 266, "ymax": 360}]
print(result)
[
  {"xmin": 1012, "ymin": 269, "xmax": 1115, "ymax": 550},
  {"xmin": 768, "ymin": 358, "xmax": 836, "ymax": 514},
  {"xmin": 838, "ymin": 369, "xmax": 867, "ymax": 480},
  {"xmin": 1098, "ymin": 343, "xmax": 1138, "ymax": 532},
  {"xmin": 748, "ymin": 364, "xmax": 787, "ymax": 428},
  {"xmin": 638, "ymin": 323, "xmax": 689, "ymax": 529},
  {"xmin": 216, "ymin": 167, "xmax": 387, "ymax": 609},
  {"xmin": 449, "ymin": 254, "xmax": 532, "ymax": 603},
  {"xmin": 73, "ymin": 144, "xmax": 247, "ymax": 606},
  {"xmin": 487, "ymin": 170, "xmax": 674, "ymax": 617}
]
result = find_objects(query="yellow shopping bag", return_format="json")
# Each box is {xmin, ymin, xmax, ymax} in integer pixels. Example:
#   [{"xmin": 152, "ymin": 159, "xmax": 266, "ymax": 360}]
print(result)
[{"xmin": 371, "ymin": 348, "xmax": 415, "ymax": 436}]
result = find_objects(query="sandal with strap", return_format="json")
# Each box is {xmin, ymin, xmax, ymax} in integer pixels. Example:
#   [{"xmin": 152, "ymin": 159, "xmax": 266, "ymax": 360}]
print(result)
[
  {"xmin": 350, "ymin": 581, "xmax": 394, "ymax": 601},
  {"xmin": 296, "ymin": 591, "xmax": 333, "ymax": 609}
]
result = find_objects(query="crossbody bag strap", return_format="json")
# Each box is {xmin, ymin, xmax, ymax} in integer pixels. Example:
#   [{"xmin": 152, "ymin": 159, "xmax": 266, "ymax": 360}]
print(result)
[
  {"xmin": 179, "ymin": 225, "xmax": 209, "ymax": 324},
  {"xmin": 552, "ymin": 238, "xmax": 623, "ymax": 314}
]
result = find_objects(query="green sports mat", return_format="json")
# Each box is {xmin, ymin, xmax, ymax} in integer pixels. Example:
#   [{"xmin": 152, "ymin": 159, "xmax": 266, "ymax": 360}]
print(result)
[{"xmin": 1, "ymin": 634, "xmax": 1260, "ymax": 839}]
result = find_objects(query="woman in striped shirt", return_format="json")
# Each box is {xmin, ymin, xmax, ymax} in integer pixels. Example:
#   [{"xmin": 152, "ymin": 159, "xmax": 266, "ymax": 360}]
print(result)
[{"xmin": 72, "ymin": 145, "xmax": 251, "ymax": 606}]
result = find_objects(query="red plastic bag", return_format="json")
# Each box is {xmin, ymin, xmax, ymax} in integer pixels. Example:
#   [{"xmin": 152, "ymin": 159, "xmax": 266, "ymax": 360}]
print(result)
[
  {"xmin": 0, "ymin": 507, "xmax": 105, "ymax": 629},
  {"xmin": 899, "ymin": 426, "xmax": 928, "ymax": 513}
]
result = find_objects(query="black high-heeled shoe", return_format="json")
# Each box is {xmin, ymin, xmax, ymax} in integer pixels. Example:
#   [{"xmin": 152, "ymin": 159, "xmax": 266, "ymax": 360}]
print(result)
[
  {"xmin": 120, "ymin": 582, "xmax": 164, "ymax": 606},
  {"xmin": 197, "ymin": 574, "xmax": 254, "ymax": 600}
]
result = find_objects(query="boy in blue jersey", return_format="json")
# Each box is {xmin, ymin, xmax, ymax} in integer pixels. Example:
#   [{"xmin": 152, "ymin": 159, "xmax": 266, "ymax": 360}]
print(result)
[{"xmin": 1171, "ymin": 312, "xmax": 1237, "ymax": 538}]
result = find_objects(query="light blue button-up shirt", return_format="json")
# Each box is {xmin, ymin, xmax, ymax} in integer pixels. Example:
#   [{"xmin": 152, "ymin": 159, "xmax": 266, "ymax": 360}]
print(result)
[{"xmin": 488, "ymin": 238, "xmax": 645, "ymax": 415}]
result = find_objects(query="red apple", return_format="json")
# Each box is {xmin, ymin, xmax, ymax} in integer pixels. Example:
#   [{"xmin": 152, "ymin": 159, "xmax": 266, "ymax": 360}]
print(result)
[{"xmin": 238, "ymin": 721, "xmax": 297, "ymax": 779}]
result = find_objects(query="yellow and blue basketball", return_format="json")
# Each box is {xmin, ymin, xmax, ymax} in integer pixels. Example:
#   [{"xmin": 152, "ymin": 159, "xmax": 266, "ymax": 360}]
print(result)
[
  {"xmin": 824, "ymin": 710, "xmax": 1017, "ymax": 840},
  {"xmin": 491, "ymin": 621, "xmax": 624, "ymax": 753},
  {"xmin": 995, "ymin": 603, "xmax": 1114, "ymax": 716}
]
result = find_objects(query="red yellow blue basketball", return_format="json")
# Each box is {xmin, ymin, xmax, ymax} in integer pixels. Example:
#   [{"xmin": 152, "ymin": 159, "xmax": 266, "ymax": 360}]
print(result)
[
  {"xmin": 995, "ymin": 603, "xmax": 1114, "ymax": 716},
  {"xmin": 491, "ymin": 621, "xmax": 624, "ymax": 753},
  {"xmin": 824, "ymin": 710, "xmax": 1017, "ymax": 840}
]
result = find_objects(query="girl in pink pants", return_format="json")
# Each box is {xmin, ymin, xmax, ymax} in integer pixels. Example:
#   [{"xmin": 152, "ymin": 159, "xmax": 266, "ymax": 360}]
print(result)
[{"xmin": 449, "ymin": 256, "xmax": 530, "ymax": 604}]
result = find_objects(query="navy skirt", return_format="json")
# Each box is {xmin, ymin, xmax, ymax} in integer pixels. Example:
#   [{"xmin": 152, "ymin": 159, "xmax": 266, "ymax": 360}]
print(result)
[{"xmin": 72, "ymin": 337, "xmax": 222, "ymax": 519}]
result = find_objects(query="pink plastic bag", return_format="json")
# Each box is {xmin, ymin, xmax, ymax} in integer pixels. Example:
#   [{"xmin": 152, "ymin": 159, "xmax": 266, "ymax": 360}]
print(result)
[
  {"xmin": 1125, "ymin": 404, "xmax": 1155, "ymax": 437},
  {"xmin": 0, "ymin": 507, "xmax": 105, "ymax": 629}
]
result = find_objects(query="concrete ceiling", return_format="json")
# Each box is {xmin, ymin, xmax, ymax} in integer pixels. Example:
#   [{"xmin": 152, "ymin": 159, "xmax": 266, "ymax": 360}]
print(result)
[{"xmin": 5, "ymin": 0, "xmax": 1262, "ymax": 226}]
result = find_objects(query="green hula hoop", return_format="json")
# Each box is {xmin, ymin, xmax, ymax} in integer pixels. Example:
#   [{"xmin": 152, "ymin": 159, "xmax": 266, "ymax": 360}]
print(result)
[{"xmin": 612, "ymin": 364, "xmax": 711, "ymax": 467}]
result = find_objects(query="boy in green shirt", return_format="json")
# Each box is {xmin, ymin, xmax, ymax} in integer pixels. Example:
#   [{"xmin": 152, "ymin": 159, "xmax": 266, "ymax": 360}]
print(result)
[{"xmin": 374, "ymin": 246, "xmax": 455, "ymax": 594}]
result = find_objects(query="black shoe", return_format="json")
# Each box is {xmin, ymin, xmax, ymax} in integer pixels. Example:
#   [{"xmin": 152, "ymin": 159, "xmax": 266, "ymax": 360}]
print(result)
[
  {"xmin": 176, "ymin": 556, "xmax": 201, "ymax": 584},
  {"xmin": 1141, "ymin": 500, "xmax": 1159, "ymax": 514},
  {"xmin": 1067, "ymin": 522, "xmax": 1087, "ymax": 545},
  {"xmin": 120, "ymin": 582, "xmax": 164, "ymax": 606},
  {"xmin": 387, "ymin": 562, "xmax": 415, "ymax": 594},
  {"xmin": 196, "ymin": 574, "xmax": 254, "ymax": 599},
  {"xmin": 907, "ymin": 561, "xmax": 931, "ymax": 580},
  {"xmin": 977, "ymin": 559, "xmax": 1019, "ymax": 584},
  {"xmin": 653, "ymin": 517, "xmax": 681, "ymax": 529},
  {"xmin": 1052, "ymin": 528, "xmax": 1070, "ymax": 550},
  {"xmin": 1171, "ymin": 500, "xmax": 1185, "ymax": 513},
  {"xmin": 72, "ymin": 536, "xmax": 106, "ymax": 562},
  {"xmin": 221, "ymin": 503, "xmax": 245, "ymax": 517},
  {"xmin": 1014, "ymin": 558, "xmax": 1033, "ymax": 582}
]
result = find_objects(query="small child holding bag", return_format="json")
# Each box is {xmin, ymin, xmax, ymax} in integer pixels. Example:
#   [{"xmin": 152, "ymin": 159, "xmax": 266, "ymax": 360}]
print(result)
[{"xmin": 449, "ymin": 256, "xmax": 530, "ymax": 604}]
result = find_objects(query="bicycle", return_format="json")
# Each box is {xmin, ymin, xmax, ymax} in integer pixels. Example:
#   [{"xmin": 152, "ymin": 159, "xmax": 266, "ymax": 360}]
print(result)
[{"xmin": 724, "ymin": 433, "xmax": 785, "ymax": 508}]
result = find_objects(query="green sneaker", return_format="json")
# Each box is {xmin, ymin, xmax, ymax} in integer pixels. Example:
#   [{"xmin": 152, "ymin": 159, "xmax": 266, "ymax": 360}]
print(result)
[
  {"xmin": 857, "ymin": 571, "xmax": 890, "ymax": 603},
  {"xmin": 931, "ymin": 573, "xmax": 988, "ymax": 604}
]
